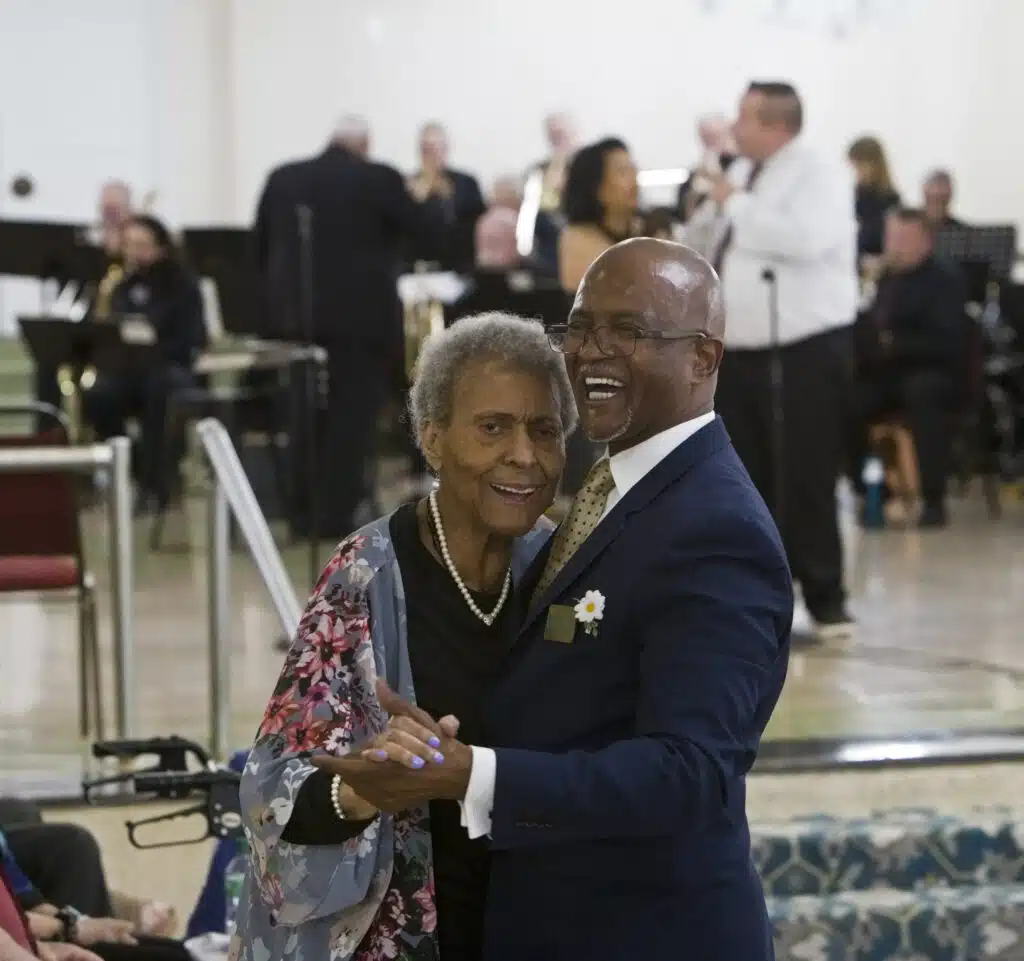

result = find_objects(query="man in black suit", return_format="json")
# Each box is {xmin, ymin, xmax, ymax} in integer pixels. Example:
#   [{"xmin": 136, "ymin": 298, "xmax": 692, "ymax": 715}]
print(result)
[
  {"xmin": 254, "ymin": 115, "xmax": 441, "ymax": 537},
  {"xmin": 852, "ymin": 207, "xmax": 968, "ymax": 527},
  {"xmin": 922, "ymin": 169, "xmax": 966, "ymax": 230},
  {"xmin": 408, "ymin": 122, "xmax": 486, "ymax": 273}
]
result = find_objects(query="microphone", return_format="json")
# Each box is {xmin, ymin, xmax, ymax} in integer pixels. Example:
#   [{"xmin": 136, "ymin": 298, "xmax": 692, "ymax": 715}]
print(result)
[{"xmin": 761, "ymin": 267, "xmax": 776, "ymax": 283}]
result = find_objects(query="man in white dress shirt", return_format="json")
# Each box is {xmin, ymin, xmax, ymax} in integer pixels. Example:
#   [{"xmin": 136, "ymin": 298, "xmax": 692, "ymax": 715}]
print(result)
[{"xmin": 681, "ymin": 81, "xmax": 858, "ymax": 638}]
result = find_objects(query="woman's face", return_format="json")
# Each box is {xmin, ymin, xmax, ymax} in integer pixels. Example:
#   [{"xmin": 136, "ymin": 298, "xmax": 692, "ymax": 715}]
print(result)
[
  {"xmin": 598, "ymin": 148, "xmax": 638, "ymax": 218},
  {"xmin": 422, "ymin": 359, "xmax": 565, "ymax": 538},
  {"xmin": 122, "ymin": 223, "xmax": 164, "ymax": 272}
]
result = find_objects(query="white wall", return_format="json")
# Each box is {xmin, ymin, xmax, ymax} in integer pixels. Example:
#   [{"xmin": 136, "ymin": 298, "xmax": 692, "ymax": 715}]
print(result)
[
  {"xmin": 226, "ymin": 0, "xmax": 1017, "ymax": 225},
  {"xmin": 0, "ymin": 0, "xmax": 1022, "ymax": 233}
]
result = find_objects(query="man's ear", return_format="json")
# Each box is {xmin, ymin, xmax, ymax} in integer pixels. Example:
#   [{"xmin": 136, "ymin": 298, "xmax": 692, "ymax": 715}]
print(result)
[
  {"xmin": 693, "ymin": 339, "xmax": 724, "ymax": 381},
  {"xmin": 419, "ymin": 422, "xmax": 443, "ymax": 473}
]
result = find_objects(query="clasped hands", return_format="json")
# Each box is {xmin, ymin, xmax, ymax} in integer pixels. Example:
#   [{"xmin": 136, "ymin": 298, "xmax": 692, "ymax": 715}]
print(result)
[{"xmin": 312, "ymin": 680, "xmax": 474, "ymax": 814}]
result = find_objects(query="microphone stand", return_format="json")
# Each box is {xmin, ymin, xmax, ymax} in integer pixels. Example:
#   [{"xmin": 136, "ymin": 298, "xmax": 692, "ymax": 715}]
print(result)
[
  {"xmin": 762, "ymin": 267, "xmax": 785, "ymax": 529},
  {"xmin": 296, "ymin": 204, "xmax": 320, "ymax": 590}
]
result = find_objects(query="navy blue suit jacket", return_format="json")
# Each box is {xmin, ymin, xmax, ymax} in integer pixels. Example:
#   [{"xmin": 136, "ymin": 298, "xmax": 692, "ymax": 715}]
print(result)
[{"xmin": 482, "ymin": 417, "xmax": 792, "ymax": 960}]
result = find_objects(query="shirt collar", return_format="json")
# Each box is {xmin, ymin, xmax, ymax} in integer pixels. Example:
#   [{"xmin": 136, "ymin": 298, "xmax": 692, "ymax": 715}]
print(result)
[{"xmin": 607, "ymin": 411, "xmax": 716, "ymax": 499}]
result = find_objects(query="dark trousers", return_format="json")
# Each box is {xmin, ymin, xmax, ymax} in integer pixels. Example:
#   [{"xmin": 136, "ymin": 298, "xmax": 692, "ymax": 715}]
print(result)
[
  {"xmin": 317, "ymin": 340, "xmax": 392, "ymax": 538},
  {"xmin": 716, "ymin": 328, "xmax": 851, "ymax": 619},
  {"xmin": 4, "ymin": 822, "xmax": 112, "ymax": 915},
  {"xmin": 83, "ymin": 364, "xmax": 195, "ymax": 494},
  {"xmin": 5, "ymin": 823, "xmax": 192, "ymax": 961},
  {"xmin": 853, "ymin": 368, "xmax": 954, "ymax": 508}
]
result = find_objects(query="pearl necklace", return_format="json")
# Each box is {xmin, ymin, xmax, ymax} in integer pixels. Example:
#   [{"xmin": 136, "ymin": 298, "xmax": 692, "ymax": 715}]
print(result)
[{"xmin": 428, "ymin": 489, "xmax": 511, "ymax": 626}]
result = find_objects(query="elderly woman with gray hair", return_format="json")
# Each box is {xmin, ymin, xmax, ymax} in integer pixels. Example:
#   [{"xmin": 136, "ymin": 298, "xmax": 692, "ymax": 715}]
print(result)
[{"xmin": 235, "ymin": 313, "xmax": 576, "ymax": 961}]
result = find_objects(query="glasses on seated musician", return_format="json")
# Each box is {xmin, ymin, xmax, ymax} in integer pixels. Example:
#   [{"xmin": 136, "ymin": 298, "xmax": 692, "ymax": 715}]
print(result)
[{"xmin": 238, "ymin": 311, "xmax": 576, "ymax": 961}]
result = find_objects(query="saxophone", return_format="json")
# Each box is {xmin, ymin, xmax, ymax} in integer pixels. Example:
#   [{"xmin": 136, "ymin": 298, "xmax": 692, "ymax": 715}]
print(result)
[{"xmin": 403, "ymin": 263, "xmax": 445, "ymax": 382}]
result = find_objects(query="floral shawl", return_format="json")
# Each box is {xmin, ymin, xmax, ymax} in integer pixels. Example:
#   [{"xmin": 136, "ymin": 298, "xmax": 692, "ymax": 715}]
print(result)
[{"xmin": 232, "ymin": 513, "xmax": 551, "ymax": 961}]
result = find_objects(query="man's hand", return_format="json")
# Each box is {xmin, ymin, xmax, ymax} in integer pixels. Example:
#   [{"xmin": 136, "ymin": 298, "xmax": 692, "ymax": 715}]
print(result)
[
  {"xmin": 311, "ymin": 681, "xmax": 472, "ymax": 811},
  {"xmin": 708, "ymin": 173, "xmax": 736, "ymax": 206},
  {"xmin": 26, "ymin": 915, "xmax": 61, "ymax": 942},
  {"xmin": 73, "ymin": 918, "xmax": 136, "ymax": 947}
]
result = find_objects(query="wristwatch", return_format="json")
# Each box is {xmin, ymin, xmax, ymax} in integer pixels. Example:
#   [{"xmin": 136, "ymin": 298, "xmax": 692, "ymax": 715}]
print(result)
[{"xmin": 56, "ymin": 906, "xmax": 87, "ymax": 943}]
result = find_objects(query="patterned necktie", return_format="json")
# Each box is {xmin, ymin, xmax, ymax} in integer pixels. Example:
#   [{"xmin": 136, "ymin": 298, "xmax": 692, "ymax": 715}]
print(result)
[
  {"xmin": 711, "ymin": 162, "xmax": 763, "ymax": 275},
  {"xmin": 533, "ymin": 458, "xmax": 616, "ymax": 603}
]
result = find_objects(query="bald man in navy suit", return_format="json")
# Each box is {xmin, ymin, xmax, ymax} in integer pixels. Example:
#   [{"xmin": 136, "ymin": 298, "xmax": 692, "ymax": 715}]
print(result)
[{"xmin": 323, "ymin": 239, "xmax": 792, "ymax": 960}]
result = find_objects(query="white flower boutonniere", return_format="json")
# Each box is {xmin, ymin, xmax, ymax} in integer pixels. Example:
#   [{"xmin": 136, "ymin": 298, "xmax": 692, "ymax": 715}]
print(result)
[{"xmin": 574, "ymin": 590, "xmax": 605, "ymax": 636}]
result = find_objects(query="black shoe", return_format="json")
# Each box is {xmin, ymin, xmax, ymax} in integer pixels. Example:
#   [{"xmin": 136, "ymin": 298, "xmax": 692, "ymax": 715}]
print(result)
[
  {"xmin": 812, "ymin": 605, "xmax": 856, "ymax": 641},
  {"xmin": 918, "ymin": 503, "xmax": 948, "ymax": 529}
]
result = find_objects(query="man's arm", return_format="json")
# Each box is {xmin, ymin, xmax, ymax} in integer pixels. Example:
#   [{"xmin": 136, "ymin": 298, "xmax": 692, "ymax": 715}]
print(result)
[
  {"xmin": 484, "ymin": 533, "xmax": 790, "ymax": 851},
  {"xmin": 726, "ymin": 159, "xmax": 854, "ymax": 262}
]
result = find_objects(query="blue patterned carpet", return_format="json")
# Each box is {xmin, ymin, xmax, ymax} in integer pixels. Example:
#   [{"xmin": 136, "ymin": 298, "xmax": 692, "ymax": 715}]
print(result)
[{"xmin": 755, "ymin": 809, "xmax": 1024, "ymax": 960}]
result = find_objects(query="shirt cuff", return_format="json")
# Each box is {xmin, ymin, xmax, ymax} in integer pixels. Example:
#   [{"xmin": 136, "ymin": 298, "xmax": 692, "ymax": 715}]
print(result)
[{"xmin": 458, "ymin": 745, "xmax": 496, "ymax": 840}]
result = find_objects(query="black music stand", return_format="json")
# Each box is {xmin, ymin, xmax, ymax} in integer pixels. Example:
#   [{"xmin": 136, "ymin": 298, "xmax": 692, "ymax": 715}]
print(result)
[
  {"xmin": 18, "ymin": 316, "xmax": 151, "ymax": 376},
  {"xmin": 935, "ymin": 224, "xmax": 1017, "ymax": 280}
]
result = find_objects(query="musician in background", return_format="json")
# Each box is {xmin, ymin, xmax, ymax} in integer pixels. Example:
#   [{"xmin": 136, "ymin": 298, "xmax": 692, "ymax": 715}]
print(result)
[
  {"xmin": 475, "ymin": 176, "xmax": 523, "ymax": 270},
  {"xmin": 848, "ymin": 136, "xmax": 901, "ymax": 264},
  {"xmin": 528, "ymin": 112, "xmax": 577, "ymax": 272},
  {"xmin": 31, "ymin": 182, "xmax": 136, "ymax": 431},
  {"xmin": 922, "ymin": 169, "xmax": 966, "ymax": 230},
  {"xmin": 83, "ymin": 215, "xmax": 206, "ymax": 511},
  {"xmin": 254, "ymin": 115, "xmax": 441, "ymax": 538},
  {"xmin": 558, "ymin": 137, "xmax": 639, "ymax": 293},
  {"xmin": 408, "ymin": 122, "xmax": 485, "ymax": 273},
  {"xmin": 677, "ymin": 114, "xmax": 737, "ymax": 223}
]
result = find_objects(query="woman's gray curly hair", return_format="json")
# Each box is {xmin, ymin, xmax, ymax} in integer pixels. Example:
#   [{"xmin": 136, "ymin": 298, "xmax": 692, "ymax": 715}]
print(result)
[{"xmin": 408, "ymin": 312, "xmax": 578, "ymax": 446}]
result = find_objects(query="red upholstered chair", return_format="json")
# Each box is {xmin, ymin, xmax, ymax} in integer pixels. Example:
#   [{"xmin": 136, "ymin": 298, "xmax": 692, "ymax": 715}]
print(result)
[{"xmin": 0, "ymin": 404, "xmax": 101, "ymax": 738}]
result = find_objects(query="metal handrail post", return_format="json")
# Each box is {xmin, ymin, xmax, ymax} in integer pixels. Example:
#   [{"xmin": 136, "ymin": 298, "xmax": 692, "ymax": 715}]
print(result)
[
  {"xmin": 196, "ymin": 418, "xmax": 302, "ymax": 635},
  {"xmin": 108, "ymin": 436, "xmax": 136, "ymax": 737},
  {"xmin": 207, "ymin": 483, "xmax": 231, "ymax": 758}
]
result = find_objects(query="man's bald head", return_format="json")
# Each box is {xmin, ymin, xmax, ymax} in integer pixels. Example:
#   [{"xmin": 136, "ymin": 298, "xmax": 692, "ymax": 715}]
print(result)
[
  {"xmin": 562, "ymin": 238, "xmax": 725, "ymax": 452},
  {"xmin": 583, "ymin": 237, "xmax": 725, "ymax": 338}
]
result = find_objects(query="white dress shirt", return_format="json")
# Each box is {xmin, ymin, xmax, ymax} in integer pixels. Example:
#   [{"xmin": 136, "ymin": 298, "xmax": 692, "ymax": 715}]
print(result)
[
  {"xmin": 459, "ymin": 411, "xmax": 717, "ymax": 839},
  {"xmin": 681, "ymin": 137, "xmax": 858, "ymax": 350}
]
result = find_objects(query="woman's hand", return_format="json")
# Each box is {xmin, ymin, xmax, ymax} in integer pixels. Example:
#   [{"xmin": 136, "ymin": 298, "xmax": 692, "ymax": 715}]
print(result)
[
  {"xmin": 338, "ymin": 782, "xmax": 379, "ymax": 821},
  {"xmin": 360, "ymin": 713, "xmax": 460, "ymax": 769},
  {"xmin": 348, "ymin": 679, "xmax": 461, "ymax": 769}
]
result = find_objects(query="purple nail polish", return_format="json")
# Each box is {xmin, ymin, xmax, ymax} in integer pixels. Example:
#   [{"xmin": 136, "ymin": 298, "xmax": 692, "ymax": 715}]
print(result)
[
  {"xmin": 411, "ymin": 756, "xmax": 425, "ymax": 769},
  {"xmin": 428, "ymin": 736, "xmax": 441, "ymax": 748},
  {"xmin": 433, "ymin": 752, "xmax": 445, "ymax": 764},
  {"xmin": 374, "ymin": 749, "xmax": 388, "ymax": 760}
]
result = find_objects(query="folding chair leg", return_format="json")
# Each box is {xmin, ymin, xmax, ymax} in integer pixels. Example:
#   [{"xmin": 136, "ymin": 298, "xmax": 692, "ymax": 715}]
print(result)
[
  {"xmin": 77, "ymin": 591, "xmax": 91, "ymax": 738},
  {"xmin": 79, "ymin": 575, "xmax": 103, "ymax": 740}
]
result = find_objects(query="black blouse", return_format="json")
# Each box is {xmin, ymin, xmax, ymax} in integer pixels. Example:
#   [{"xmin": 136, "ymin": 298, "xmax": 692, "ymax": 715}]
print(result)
[{"xmin": 282, "ymin": 501, "xmax": 515, "ymax": 961}]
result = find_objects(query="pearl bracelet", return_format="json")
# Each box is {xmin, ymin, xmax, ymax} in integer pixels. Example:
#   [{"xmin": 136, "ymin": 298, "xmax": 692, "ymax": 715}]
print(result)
[{"xmin": 330, "ymin": 773, "xmax": 347, "ymax": 821}]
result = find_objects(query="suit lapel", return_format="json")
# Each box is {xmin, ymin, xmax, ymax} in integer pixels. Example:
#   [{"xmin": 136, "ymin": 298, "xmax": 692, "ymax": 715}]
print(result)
[{"xmin": 517, "ymin": 417, "xmax": 730, "ymax": 638}]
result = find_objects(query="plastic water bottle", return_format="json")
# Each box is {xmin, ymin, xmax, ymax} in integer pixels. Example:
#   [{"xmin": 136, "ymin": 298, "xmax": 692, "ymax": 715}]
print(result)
[
  {"xmin": 861, "ymin": 457, "xmax": 885, "ymax": 529},
  {"xmin": 224, "ymin": 837, "xmax": 248, "ymax": 938}
]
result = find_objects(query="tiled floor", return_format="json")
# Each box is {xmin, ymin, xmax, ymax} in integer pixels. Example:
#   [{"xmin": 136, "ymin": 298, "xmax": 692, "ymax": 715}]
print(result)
[{"xmin": 1, "ymin": 479, "xmax": 1023, "ymax": 795}]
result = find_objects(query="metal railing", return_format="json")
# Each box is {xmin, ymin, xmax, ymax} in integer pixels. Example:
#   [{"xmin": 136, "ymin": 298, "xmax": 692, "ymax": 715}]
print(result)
[
  {"xmin": 195, "ymin": 418, "xmax": 302, "ymax": 757},
  {"xmin": 0, "ymin": 436, "xmax": 135, "ymax": 736}
]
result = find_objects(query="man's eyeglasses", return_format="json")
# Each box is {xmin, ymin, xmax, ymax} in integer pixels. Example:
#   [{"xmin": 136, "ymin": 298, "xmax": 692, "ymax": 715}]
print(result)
[{"xmin": 547, "ymin": 322, "xmax": 710, "ymax": 357}]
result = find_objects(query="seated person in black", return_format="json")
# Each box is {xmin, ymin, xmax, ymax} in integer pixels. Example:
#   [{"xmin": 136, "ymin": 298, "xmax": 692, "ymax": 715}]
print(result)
[
  {"xmin": 851, "ymin": 207, "xmax": 967, "ymax": 527},
  {"xmin": 83, "ymin": 215, "xmax": 207, "ymax": 509}
]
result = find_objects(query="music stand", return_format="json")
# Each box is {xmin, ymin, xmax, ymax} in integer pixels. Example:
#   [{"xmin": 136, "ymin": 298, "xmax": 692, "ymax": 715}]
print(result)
[{"xmin": 935, "ymin": 224, "xmax": 1017, "ymax": 280}]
